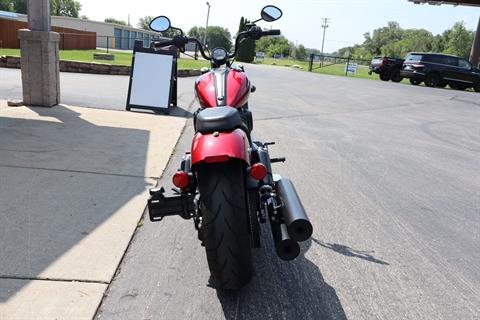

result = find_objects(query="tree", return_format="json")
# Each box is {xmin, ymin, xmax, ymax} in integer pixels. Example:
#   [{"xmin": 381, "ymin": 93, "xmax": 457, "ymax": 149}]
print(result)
[
  {"xmin": 188, "ymin": 26, "xmax": 203, "ymax": 40},
  {"xmin": 381, "ymin": 29, "xmax": 434, "ymax": 58},
  {"xmin": 432, "ymin": 34, "xmax": 446, "ymax": 53},
  {"xmin": 137, "ymin": 16, "xmax": 154, "ymax": 30},
  {"xmin": 236, "ymin": 17, "xmax": 255, "ymax": 63},
  {"xmin": 50, "ymin": 0, "xmax": 81, "ymax": 18},
  {"xmin": 1, "ymin": 0, "xmax": 27, "ymax": 14},
  {"xmin": 444, "ymin": 22, "xmax": 473, "ymax": 59},
  {"xmin": 307, "ymin": 48, "xmax": 321, "ymax": 55},
  {"xmin": 0, "ymin": 0, "xmax": 14, "ymax": 12},
  {"xmin": 188, "ymin": 26, "xmax": 232, "ymax": 51},
  {"xmin": 105, "ymin": 17, "xmax": 127, "ymax": 26},
  {"xmin": 255, "ymin": 35, "xmax": 291, "ymax": 57},
  {"xmin": 137, "ymin": 16, "xmax": 179, "ymax": 38},
  {"xmin": 292, "ymin": 44, "xmax": 308, "ymax": 60},
  {"xmin": 1, "ymin": 0, "xmax": 80, "ymax": 17},
  {"xmin": 335, "ymin": 20, "xmax": 474, "ymax": 61},
  {"xmin": 362, "ymin": 21, "xmax": 404, "ymax": 56}
]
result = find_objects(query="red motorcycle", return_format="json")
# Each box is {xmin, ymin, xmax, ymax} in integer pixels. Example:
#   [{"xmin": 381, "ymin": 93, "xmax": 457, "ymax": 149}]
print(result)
[{"xmin": 147, "ymin": 6, "xmax": 313, "ymax": 290}]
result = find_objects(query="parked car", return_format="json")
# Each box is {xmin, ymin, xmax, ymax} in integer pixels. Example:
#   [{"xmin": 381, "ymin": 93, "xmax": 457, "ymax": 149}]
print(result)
[
  {"xmin": 400, "ymin": 52, "xmax": 480, "ymax": 92},
  {"xmin": 369, "ymin": 56, "xmax": 404, "ymax": 82}
]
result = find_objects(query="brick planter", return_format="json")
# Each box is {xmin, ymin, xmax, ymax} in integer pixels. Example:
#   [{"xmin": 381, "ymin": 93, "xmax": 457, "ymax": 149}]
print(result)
[{"xmin": 0, "ymin": 55, "xmax": 201, "ymax": 77}]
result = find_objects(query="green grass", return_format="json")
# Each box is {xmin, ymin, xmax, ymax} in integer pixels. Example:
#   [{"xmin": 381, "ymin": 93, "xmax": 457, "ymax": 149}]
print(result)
[
  {"xmin": 0, "ymin": 48, "xmax": 209, "ymax": 69},
  {"xmin": 0, "ymin": 48, "xmax": 20, "ymax": 57},
  {"xmin": 176, "ymin": 57, "xmax": 210, "ymax": 69}
]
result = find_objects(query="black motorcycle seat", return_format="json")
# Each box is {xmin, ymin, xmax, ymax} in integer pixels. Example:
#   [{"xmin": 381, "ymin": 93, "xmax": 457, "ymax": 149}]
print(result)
[{"xmin": 195, "ymin": 107, "xmax": 244, "ymax": 133}]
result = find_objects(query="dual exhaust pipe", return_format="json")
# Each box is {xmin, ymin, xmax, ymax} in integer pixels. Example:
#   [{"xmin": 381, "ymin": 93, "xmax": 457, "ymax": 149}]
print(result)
[{"xmin": 270, "ymin": 178, "xmax": 313, "ymax": 261}]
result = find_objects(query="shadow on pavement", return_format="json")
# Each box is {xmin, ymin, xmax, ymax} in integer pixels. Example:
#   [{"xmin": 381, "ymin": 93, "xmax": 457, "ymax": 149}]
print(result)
[
  {"xmin": 0, "ymin": 105, "xmax": 151, "ymax": 302},
  {"xmin": 128, "ymin": 105, "xmax": 193, "ymax": 119},
  {"xmin": 169, "ymin": 105, "xmax": 194, "ymax": 118},
  {"xmin": 312, "ymin": 238, "xmax": 389, "ymax": 266},
  {"xmin": 216, "ymin": 233, "xmax": 348, "ymax": 320}
]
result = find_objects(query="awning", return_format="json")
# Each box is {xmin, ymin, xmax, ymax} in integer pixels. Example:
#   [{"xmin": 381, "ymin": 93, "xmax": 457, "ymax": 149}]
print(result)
[{"xmin": 408, "ymin": 0, "xmax": 480, "ymax": 7}]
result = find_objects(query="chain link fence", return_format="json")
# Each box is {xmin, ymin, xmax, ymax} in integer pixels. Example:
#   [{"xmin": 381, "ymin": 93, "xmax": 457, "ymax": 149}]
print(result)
[{"xmin": 308, "ymin": 54, "xmax": 371, "ymax": 76}]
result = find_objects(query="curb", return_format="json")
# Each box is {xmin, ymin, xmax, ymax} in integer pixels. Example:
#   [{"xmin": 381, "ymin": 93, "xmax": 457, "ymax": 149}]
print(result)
[{"xmin": 0, "ymin": 55, "xmax": 202, "ymax": 77}]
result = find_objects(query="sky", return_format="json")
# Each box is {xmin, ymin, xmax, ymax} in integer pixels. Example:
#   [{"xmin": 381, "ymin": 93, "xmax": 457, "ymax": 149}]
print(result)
[{"xmin": 79, "ymin": 0, "xmax": 480, "ymax": 53}]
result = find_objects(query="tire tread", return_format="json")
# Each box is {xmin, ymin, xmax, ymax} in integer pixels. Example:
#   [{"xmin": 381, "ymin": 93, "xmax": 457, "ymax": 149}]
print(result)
[{"xmin": 198, "ymin": 161, "xmax": 253, "ymax": 290}]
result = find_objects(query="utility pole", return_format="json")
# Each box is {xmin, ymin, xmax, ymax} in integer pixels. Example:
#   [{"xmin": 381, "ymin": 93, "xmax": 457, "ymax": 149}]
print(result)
[
  {"xmin": 321, "ymin": 18, "xmax": 330, "ymax": 67},
  {"xmin": 204, "ymin": 2, "xmax": 211, "ymax": 46}
]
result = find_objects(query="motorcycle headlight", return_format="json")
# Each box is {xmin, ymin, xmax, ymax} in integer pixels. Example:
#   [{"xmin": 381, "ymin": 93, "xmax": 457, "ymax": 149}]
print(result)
[{"xmin": 212, "ymin": 48, "xmax": 228, "ymax": 65}]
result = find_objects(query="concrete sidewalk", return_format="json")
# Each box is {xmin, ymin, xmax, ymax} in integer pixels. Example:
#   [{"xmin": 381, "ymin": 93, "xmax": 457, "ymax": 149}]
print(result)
[{"xmin": 0, "ymin": 100, "xmax": 186, "ymax": 319}]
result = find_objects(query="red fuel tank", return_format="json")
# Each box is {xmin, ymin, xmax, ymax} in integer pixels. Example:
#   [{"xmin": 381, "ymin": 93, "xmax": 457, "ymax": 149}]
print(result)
[
  {"xmin": 227, "ymin": 69, "xmax": 250, "ymax": 108},
  {"xmin": 195, "ymin": 69, "xmax": 250, "ymax": 108},
  {"xmin": 195, "ymin": 72, "xmax": 217, "ymax": 108}
]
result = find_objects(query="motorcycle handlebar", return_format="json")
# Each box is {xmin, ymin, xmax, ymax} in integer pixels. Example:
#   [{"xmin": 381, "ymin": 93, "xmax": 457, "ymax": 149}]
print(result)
[
  {"xmin": 152, "ymin": 39, "xmax": 176, "ymax": 48},
  {"xmin": 152, "ymin": 37, "xmax": 211, "ymax": 60},
  {"xmin": 229, "ymin": 28, "xmax": 281, "ymax": 58},
  {"xmin": 152, "ymin": 28, "xmax": 281, "ymax": 61},
  {"xmin": 261, "ymin": 30, "xmax": 281, "ymax": 36}
]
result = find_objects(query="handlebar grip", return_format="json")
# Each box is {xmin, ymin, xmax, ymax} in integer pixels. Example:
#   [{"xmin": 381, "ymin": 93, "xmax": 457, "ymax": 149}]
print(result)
[
  {"xmin": 262, "ymin": 30, "xmax": 281, "ymax": 36},
  {"xmin": 153, "ymin": 40, "xmax": 175, "ymax": 48}
]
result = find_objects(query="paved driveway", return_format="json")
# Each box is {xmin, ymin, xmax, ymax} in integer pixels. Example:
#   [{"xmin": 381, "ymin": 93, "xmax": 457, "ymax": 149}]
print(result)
[{"xmin": 0, "ymin": 68, "xmax": 195, "ymax": 110}]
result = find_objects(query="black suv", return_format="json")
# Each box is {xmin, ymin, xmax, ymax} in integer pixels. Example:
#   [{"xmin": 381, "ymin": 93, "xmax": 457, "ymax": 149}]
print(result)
[{"xmin": 400, "ymin": 52, "xmax": 480, "ymax": 92}]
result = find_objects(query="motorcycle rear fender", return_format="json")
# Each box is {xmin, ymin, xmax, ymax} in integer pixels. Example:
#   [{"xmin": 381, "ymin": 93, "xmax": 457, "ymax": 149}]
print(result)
[{"xmin": 191, "ymin": 129, "xmax": 250, "ymax": 166}]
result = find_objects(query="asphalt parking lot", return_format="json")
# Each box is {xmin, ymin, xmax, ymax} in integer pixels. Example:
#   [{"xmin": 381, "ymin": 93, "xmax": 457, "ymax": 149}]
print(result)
[
  {"xmin": 2, "ymin": 65, "xmax": 479, "ymax": 319},
  {"xmin": 94, "ymin": 65, "xmax": 479, "ymax": 320}
]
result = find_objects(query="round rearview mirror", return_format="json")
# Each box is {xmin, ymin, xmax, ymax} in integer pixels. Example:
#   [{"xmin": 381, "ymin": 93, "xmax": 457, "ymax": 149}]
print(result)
[
  {"xmin": 261, "ymin": 5, "xmax": 283, "ymax": 22},
  {"xmin": 149, "ymin": 16, "xmax": 171, "ymax": 32}
]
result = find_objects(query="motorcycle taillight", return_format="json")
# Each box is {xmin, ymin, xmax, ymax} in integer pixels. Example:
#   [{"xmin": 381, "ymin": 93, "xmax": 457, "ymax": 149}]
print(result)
[
  {"xmin": 250, "ymin": 163, "xmax": 267, "ymax": 180},
  {"xmin": 173, "ymin": 171, "xmax": 190, "ymax": 189}
]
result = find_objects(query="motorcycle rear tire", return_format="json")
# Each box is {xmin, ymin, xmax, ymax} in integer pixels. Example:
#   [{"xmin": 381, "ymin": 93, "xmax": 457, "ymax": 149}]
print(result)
[{"xmin": 198, "ymin": 160, "xmax": 253, "ymax": 290}]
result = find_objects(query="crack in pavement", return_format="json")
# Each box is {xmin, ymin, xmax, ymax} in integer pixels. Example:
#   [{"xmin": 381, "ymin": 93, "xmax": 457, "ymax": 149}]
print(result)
[
  {"xmin": 0, "ymin": 164, "xmax": 159, "ymax": 180},
  {"xmin": 0, "ymin": 275, "xmax": 109, "ymax": 285}
]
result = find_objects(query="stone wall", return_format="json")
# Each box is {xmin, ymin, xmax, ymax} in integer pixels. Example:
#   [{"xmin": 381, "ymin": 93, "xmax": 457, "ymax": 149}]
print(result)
[
  {"xmin": 0, "ymin": 55, "xmax": 201, "ymax": 77},
  {"xmin": 59, "ymin": 60, "xmax": 131, "ymax": 75},
  {"xmin": 0, "ymin": 56, "xmax": 20, "ymax": 69}
]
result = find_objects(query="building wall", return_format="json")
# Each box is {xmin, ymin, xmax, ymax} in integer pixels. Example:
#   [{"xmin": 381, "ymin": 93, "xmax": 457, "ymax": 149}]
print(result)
[
  {"xmin": 15, "ymin": 15, "xmax": 166, "ymax": 50},
  {"xmin": 0, "ymin": 16, "xmax": 96, "ymax": 49}
]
